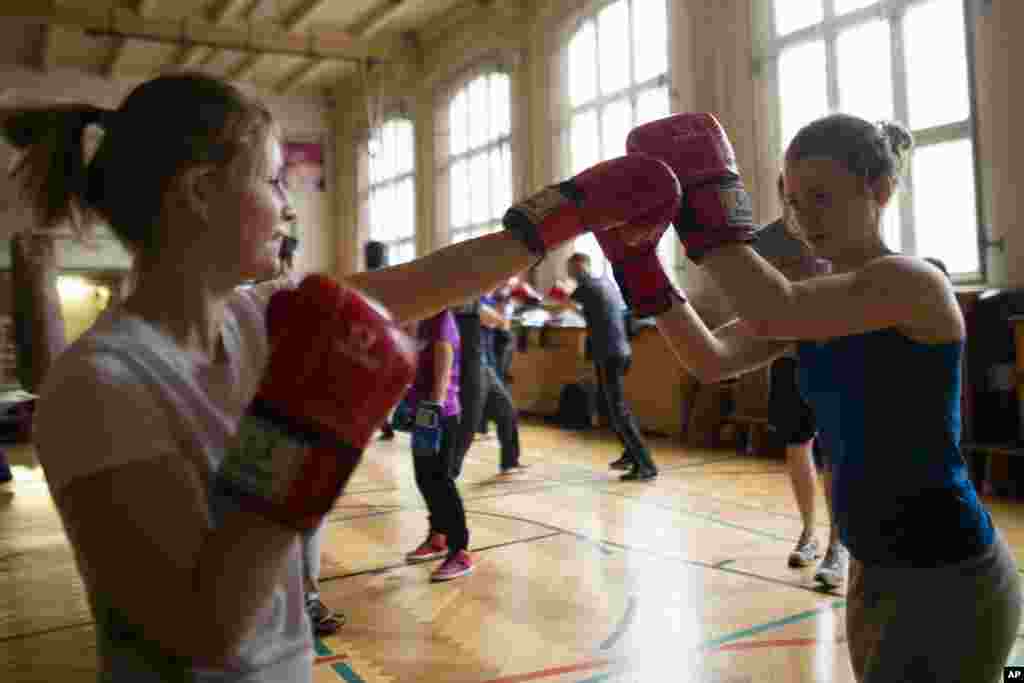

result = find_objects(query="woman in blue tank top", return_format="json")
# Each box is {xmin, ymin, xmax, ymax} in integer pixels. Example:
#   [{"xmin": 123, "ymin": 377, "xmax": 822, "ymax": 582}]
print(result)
[{"xmin": 650, "ymin": 113, "xmax": 1021, "ymax": 682}]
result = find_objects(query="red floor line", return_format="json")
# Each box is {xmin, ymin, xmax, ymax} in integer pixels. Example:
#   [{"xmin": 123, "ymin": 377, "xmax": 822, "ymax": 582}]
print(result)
[
  {"xmin": 478, "ymin": 637, "xmax": 848, "ymax": 683},
  {"xmin": 478, "ymin": 657, "xmax": 615, "ymax": 683},
  {"xmin": 314, "ymin": 653, "xmax": 350, "ymax": 666},
  {"xmin": 716, "ymin": 637, "xmax": 845, "ymax": 652}
]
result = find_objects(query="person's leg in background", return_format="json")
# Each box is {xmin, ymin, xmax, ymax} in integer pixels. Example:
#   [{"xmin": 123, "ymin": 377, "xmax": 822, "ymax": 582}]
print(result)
[
  {"xmin": 771, "ymin": 357, "xmax": 822, "ymax": 568},
  {"xmin": 600, "ymin": 356, "xmax": 657, "ymax": 481},
  {"xmin": 597, "ymin": 359, "xmax": 634, "ymax": 471},
  {"xmin": 302, "ymin": 524, "xmax": 344, "ymax": 636},
  {"xmin": 784, "ymin": 438, "xmax": 821, "ymax": 567},
  {"xmin": 482, "ymin": 364, "xmax": 527, "ymax": 474},
  {"xmin": 814, "ymin": 452, "xmax": 848, "ymax": 589}
]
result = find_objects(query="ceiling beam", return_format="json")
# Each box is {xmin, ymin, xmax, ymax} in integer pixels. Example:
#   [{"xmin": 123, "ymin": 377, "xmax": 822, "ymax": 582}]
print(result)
[
  {"xmin": 39, "ymin": 24, "xmax": 57, "ymax": 71},
  {"xmin": 276, "ymin": 0, "xmax": 407, "ymax": 94},
  {"xmin": 177, "ymin": 0, "xmax": 251, "ymax": 69},
  {"xmin": 0, "ymin": 1, "xmax": 398, "ymax": 63},
  {"xmin": 226, "ymin": 0, "xmax": 330, "ymax": 82},
  {"xmin": 105, "ymin": 0, "xmax": 158, "ymax": 79}
]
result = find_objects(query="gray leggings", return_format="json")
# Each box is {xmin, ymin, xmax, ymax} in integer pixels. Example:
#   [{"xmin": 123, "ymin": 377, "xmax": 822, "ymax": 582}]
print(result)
[
  {"xmin": 847, "ymin": 530, "xmax": 1021, "ymax": 682},
  {"xmin": 302, "ymin": 523, "xmax": 324, "ymax": 585}
]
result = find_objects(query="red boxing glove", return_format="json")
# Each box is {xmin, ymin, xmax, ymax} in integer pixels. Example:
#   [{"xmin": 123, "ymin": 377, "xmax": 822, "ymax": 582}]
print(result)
[
  {"xmin": 547, "ymin": 283, "xmax": 571, "ymax": 303},
  {"xmin": 502, "ymin": 154, "xmax": 681, "ymax": 258},
  {"xmin": 217, "ymin": 274, "xmax": 416, "ymax": 530},
  {"xmin": 508, "ymin": 278, "xmax": 543, "ymax": 305},
  {"xmin": 626, "ymin": 113, "xmax": 757, "ymax": 262},
  {"xmin": 595, "ymin": 206, "xmax": 685, "ymax": 319}
]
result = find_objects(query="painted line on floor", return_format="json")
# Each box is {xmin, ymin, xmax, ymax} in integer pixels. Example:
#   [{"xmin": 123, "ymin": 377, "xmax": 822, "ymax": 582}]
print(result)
[
  {"xmin": 477, "ymin": 657, "xmax": 615, "ymax": 683},
  {"xmin": 331, "ymin": 662, "xmax": 367, "ymax": 683},
  {"xmin": 697, "ymin": 600, "xmax": 846, "ymax": 651},
  {"xmin": 487, "ymin": 601, "xmax": 848, "ymax": 683},
  {"xmin": 598, "ymin": 595, "xmax": 638, "ymax": 651},
  {"xmin": 319, "ymin": 531, "xmax": 565, "ymax": 582},
  {"xmin": 715, "ymin": 636, "xmax": 846, "ymax": 652},
  {"xmin": 596, "ymin": 488, "xmax": 795, "ymax": 543},
  {"xmin": 315, "ymin": 638, "xmax": 368, "ymax": 683}
]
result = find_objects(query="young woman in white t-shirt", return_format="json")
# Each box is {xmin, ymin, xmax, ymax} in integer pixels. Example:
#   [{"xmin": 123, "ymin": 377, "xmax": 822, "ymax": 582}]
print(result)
[{"xmin": 2, "ymin": 73, "xmax": 541, "ymax": 682}]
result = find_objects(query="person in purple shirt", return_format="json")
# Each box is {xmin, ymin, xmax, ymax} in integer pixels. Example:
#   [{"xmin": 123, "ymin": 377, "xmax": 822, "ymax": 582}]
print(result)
[{"xmin": 403, "ymin": 309, "xmax": 474, "ymax": 581}]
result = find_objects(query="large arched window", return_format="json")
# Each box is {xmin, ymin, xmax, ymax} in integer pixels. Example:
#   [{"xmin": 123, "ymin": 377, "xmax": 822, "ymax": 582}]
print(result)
[
  {"xmin": 767, "ymin": 0, "xmax": 980, "ymax": 278},
  {"xmin": 566, "ymin": 0, "xmax": 672, "ymax": 278},
  {"xmin": 367, "ymin": 118, "xmax": 416, "ymax": 266},
  {"xmin": 445, "ymin": 71, "xmax": 512, "ymax": 244}
]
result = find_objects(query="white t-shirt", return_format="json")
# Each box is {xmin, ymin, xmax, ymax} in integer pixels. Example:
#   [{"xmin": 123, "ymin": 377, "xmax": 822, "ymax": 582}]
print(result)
[{"xmin": 33, "ymin": 276, "xmax": 313, "ymax": 682}]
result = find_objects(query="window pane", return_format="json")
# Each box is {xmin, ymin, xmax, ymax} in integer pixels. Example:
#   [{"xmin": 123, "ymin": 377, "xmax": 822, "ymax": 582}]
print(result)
[
  {"xmin": 394, "ymin": 119, "xmax": 414, "ymax": 176},
  {"xmin": 571, "ymin": 109, "xmax": 600, "ymax": 175},
  {"xmin": 470, "ymin": 152, "xmax": 490, "ymax": 225},
  {"xmin": 392, "ymin": 240, "xmax": 415, "ymax": 266},
  {"xmin": 601, "ymin": 97, "xmax": 632, "ymax": 160},
  {"xmin": 489, "ymin": 73, "xmax": 511, "ymax": 139},
  {"xmin": 468, "ymin": 76, "xmax": 489, "ymax": 149},
  {"xmin": 375, "ymin": 122, "xmax": 395, "ymax": 182},
  {"xmin": 569, "ymin": 21, "xmax": 597, "ymax": 107},
  {"xmin": 450, "ymin": 228, "xmax": 472, "ymax": 245},
  {"xmin": 573, "ymin": 233, "xmax": 608, "ymax": 278},
  {"xmin": 395, "ymin": 178, "xmax": 415, "ymax": 240},
  {"xmin": 905, "ymin": 0, "xmax": 970, "ymax": 129},
  {"xmin": 778, "ymin": 40, "xmax": 828, "ymax": 148},
  {"xmin": 912, "ymin": 139, "xmax": 979, "ymax": 275},
  {"xmin": 636, "ymin": 86, "xmax": 670, "ymax": 126},
  {"xmin": 370, "ymin": 184, "xmax": 394, "ymax": 242},
  {"xmin": 882, "ymin": 193, "xmax": 901, "ymax": 253},
  {"xmin": 450, "ymin": 159, "xmax": 468, "ymax": 229},
  {"xmin": 774, "ymin": 0, "xmax": 823, "ymax": 36},
  {"xmin": 449, "ymin": 90, "xmax": 467, "ymax": 156},
  {"xmin": 598, "ymin": 1, "xmax": 630, "ymax": 96},
  {"xmin": 633, "ymin": 0, "xmax": 668, "ymax": 83},
  {"xmin": 490, "ymin": 145, "xmax": 510, "ymax": 221},
  {"xmin": 837, "ymin": 19, "xmax": 893, "ymax": 123},
  {"xmin": 834, "ymin": 0, "xmax": 876, "ymax": 14}
]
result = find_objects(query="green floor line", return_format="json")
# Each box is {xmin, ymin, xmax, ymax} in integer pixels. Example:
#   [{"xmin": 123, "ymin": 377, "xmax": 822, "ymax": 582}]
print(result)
[
  {"xmin": 698, "ymin": 600, "xmax": 846, "ymax": 650},
  {"xmin": 332, "ymin": 662, "xmax": 367, "ymax": 683},
  {"xmin": 577, "ymin": 600, "xmax": 847, "ymax": 683}
]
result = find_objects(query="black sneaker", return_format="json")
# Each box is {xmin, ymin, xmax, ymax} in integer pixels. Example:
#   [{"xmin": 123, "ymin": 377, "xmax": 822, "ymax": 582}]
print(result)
[
  {"xmin": 306, "ymin": 595, "xmax": 345, "ymax": 636},
  {"xmin": 620, "ymin": 465, "xmax": 657, "ymax": 481},
  {"xmin": 609, "ymin": 454, "xmax": 633, "ymax": 470}
]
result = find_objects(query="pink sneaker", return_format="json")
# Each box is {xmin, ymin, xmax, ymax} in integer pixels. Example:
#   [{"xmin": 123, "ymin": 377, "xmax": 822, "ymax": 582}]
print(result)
[
  {"xmin": 406, "ymin": 532, "xmax": 448, "ymax": 563},
  {"xmin": 430, "ymin": 550, "xmax": 474, "ymax": 582}
]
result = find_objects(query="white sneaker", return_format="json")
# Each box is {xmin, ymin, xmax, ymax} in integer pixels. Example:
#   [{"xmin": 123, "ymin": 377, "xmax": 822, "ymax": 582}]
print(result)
[
  {"xmin": 788, "ymin": 535, "xmax": 820, "ymax": 568},
  {"xmin": 814, "ymin": 544, "xmax": 849, "ymax": 589}
]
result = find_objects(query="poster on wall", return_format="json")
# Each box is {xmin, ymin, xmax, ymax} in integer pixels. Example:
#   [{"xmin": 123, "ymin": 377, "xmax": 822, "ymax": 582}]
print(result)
[{"xmin": 283, "ymin": 140, "xmax": 326, "ymax": 193}]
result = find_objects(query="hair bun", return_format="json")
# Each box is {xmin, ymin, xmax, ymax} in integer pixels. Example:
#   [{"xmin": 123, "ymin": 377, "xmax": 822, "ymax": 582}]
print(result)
[{"xmin": 878, "ymin": 120, "xmax": 914, "ymax": 155}]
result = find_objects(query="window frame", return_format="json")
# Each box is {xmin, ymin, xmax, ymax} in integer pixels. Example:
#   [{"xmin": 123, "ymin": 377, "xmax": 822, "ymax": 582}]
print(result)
[
  {"xmin": 442, "ymin": 68, "xmax": 513, "ymax": 246},
  {"xmin": 762, "ymin": 0, "xmax": 985, "ymax": 282},
  {"xmin": 365, "ymin": 116, "xmax": 417, "ymax": 266},
  {"xmin": 560, "ymin": 0, "xmax": 675, "ymax": 280}
]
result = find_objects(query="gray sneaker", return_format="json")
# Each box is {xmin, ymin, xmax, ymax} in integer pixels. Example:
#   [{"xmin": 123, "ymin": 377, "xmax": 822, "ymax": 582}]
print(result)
[
  {"xmin": 788, "ymin": 535, "xmax": 820, "ymax": 568},
  {"xmin": 814, "ymin": 544, "xmax": 849, "ymax": 589}
]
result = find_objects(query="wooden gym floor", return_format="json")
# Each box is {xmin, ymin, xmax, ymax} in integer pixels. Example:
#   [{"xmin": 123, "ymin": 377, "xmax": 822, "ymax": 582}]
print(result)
[{"xmin": 3, "ymin": 420, "xmax": 1024, "ymax": 682}]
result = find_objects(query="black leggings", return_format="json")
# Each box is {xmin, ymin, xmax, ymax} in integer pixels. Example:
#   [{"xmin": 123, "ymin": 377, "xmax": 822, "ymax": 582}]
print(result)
[
  {"xmin": 595, "ymin": 356, "xmax": 650, "ymax": 460},
  {"xmin": 412, "ymin": 414, "xmax": 469, "ymax": 552}
]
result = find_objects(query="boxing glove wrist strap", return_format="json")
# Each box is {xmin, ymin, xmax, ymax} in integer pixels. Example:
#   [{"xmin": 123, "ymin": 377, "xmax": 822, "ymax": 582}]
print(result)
[
  {"xmin": 502, "ymin": 180, "xmax": 586, "ymax": 257},
  {"xmin": 677, "ymin": 180, "xmax": 758, "ymax": 263}
]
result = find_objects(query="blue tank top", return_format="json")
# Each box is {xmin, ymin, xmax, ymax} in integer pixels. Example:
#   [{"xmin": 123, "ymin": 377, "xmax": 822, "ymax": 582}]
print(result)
[{"xmin": 797, "ymin": 328, "xmax": 993, "ymax": 567}]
